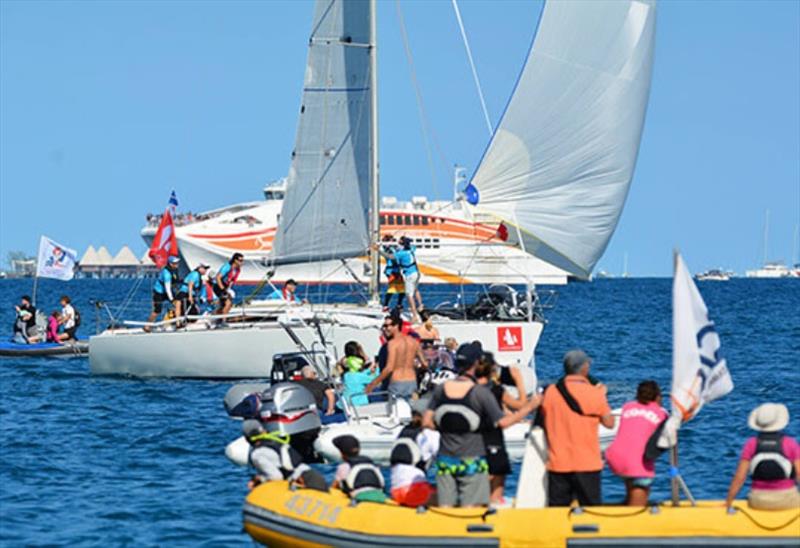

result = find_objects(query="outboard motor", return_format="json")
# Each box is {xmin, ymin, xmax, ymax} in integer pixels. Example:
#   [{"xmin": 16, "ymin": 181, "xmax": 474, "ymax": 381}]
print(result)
[
  {"xmin": 260, "ymin": 382, "xmax": 323, "ymax": 463},
  {"xmin": 224, "ymin": 382, "xmax": 271, "ymax": 418}
]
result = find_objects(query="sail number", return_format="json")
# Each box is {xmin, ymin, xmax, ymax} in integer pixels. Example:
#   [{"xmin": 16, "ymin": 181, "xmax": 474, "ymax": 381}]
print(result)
[{"xmin": 284, "ymin": 494, "xmax": 341, "ymax": 525}]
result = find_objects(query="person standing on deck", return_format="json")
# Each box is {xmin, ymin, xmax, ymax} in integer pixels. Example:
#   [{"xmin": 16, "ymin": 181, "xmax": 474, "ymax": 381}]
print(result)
[
  {"xmin": 214, "ymin": 253, "xmax": 243, "ymax": 315},
  {"xmin": 374, "ymin": 236, "xmax": 423, "ymax": 322},
  {"xmin": 146, "ymin": 256, "xmax": 181, "ymax": 330},
  {"xmin": 365, "ymin": 314, "xmax": 425, "ymax": 400},
  {"xmin": 540, "ymin": 349, "xmax": 615, "ymax": 507},
  {"xmin": 176, "ymin": 263, "xmax": 209, "ymax": 317},
  {"xmin": 380, "ymin": 236, "xmax": 405, "ymax": 312}
]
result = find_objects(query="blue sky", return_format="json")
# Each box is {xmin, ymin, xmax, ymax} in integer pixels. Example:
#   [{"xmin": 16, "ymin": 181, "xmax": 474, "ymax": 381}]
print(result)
[{"xmin": 1, "ymin": 0, "xmax": 798, "ymax": 276}]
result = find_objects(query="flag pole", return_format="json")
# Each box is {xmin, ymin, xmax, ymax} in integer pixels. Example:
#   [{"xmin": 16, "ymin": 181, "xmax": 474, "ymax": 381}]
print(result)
[{"xmin": 32, "ymin": 274, "xmax": 39, "ymax": 306}]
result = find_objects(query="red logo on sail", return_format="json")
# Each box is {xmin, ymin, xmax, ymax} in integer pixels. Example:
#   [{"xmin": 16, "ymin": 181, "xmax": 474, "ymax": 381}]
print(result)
[
  {"xmin": 148, "ymin": 210, "xmax": 178, "ymax": 268},
  {"xmin": 497, "ymin": 326, "xmax": 522, "ymax": 352}
]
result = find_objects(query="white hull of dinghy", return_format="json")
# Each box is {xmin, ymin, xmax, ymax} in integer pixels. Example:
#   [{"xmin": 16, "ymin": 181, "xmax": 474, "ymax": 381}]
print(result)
[
  {"xmin": 89, "ymin": 310, "xmax": 544, "ymax": 378},
  {"xmin": 314, "ymin": 418, "xmax": 619, "ymax": 466}
]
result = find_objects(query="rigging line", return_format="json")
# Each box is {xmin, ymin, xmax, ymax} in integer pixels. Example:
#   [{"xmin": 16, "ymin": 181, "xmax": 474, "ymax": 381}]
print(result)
[
  {"xmin": 394, "ymin": 0, "xmax": 438, "ymax": 198},
  {"xmin": 451, "ymin": 0, "xmax": 493, "ymax": 137}
]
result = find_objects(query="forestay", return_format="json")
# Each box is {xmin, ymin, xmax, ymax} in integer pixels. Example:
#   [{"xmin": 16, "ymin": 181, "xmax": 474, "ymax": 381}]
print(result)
[
  {"xmin": 273, "ymin": 0, "xmax": 373, "ymax": 264},
  {"xmin": 470, "ymin": 0, "xmax": 657, "ymax": 279}
]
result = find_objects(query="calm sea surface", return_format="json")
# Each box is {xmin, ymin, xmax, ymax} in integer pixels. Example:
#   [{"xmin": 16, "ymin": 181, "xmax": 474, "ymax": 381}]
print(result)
[{"xmin": 1, "ymin": 278, "xmax": 798, "ymax": 545}]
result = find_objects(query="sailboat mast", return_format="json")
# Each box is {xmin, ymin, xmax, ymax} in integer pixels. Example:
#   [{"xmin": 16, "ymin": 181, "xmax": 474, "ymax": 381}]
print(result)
[
  {"xmin": 763, "ymin": 209, "xmax": 770, "ymax": 266},
  {"xmin": 368, "ymin": 0, "xmax": 381, "ymax": 301}
]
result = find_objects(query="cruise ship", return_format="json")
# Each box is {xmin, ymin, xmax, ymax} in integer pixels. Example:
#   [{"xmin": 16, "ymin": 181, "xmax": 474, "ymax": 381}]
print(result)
[{"xmin": 141, "ymin": 180, "xmax": 570, "ymax": 286}]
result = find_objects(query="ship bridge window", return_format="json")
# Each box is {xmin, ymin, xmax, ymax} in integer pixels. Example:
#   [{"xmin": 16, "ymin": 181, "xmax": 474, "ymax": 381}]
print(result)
[
  {"xmin": 380, "ymin": 214, "xmax": 387, "ymax": 225},
  {"xmin": 404, "ymin": 215, "xmax": 412, "ymax": 225},
  {"xmin": 395, "ymin": 215, "xmax": 403, "ymax": 225},
  {"xmin": 264, "ymin": 191, "xmax": 285, "ymax": 201},
  {"xmin": 421, "ymin": 216, "xmax": 429, "ymax": 226},
  {"xmin": 413, "ymin": 216, "xmax": 421, "ymax": 226}
]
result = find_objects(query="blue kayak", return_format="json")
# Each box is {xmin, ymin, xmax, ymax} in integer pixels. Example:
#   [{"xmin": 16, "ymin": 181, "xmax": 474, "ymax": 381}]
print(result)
[{"xmin": 0, "ymin": 340, "xmax": 88, "ymax": 357}]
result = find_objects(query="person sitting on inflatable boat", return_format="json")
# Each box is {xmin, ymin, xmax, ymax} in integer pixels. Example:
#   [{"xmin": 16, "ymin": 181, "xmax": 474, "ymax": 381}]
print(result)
[
  {"xmin": 725, "ymin": 403, "xmax": 800, "ymax": 511},
  {"xmin": 423, "ymin": 342, "xmax": 541, "ymax": 508},
  {"xmin": 390, "ymin": 411, "xmax": 439, "ymax": 507},
  {"xmin": 331, "ymin": 434, "xmax": 386, "ymax": 503},
  {"xmin": 336, "ymin": 341, "xmax": 379, "ymax": 410},
  {"xmin": 12, "ymin": 295, "xmax": 39, "ymax": 343},
  {"xmin": 242, "ymin": 419, "xmax": 327, "ymax": 492}
]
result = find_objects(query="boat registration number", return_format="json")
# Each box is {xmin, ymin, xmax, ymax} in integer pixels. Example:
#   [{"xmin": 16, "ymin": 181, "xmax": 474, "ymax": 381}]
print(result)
[{"xmin": 284, "ymin": 494, "xmax": 341, "ymax": 525}]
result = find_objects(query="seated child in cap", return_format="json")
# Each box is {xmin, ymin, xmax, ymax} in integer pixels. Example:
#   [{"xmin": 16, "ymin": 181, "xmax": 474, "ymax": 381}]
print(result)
[
  {"xmin": 331, "ymin": 434, "xmax": 386, "ymax": 503},
  {"xmin": 390, "ymin": 411, "xmax": 438, "ymax": 507}
]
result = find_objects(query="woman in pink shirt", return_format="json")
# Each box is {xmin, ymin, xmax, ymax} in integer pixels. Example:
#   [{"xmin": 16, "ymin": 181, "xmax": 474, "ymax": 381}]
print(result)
[
  {"xmin": 605, "ymin": 380, "xmax": 668, "ymax": 506},
  {"xmin": 45, "ymin": 311, "xmax": 64, "ymax": 345},
  {"xmin": 725, "ymin": 403, "xmax": 800, "ymax": 510}
]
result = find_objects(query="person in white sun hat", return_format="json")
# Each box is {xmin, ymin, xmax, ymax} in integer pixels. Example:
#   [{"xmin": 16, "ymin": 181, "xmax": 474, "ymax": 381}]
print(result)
[{"xmin": 725, "ymin": 403, "xmax": 800, "ymax": 510}]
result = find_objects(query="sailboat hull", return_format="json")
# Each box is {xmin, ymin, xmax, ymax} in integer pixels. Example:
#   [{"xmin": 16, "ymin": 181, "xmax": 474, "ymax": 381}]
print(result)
[{"xmin": 89, "ymin": 313, "xmax": 543, "ymax": 379}]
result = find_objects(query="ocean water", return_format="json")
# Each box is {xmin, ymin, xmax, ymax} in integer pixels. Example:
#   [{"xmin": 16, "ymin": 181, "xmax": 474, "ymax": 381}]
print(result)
[{"xmin": 0, "ymin": 278, "xmax": 798, "ymax": 545}]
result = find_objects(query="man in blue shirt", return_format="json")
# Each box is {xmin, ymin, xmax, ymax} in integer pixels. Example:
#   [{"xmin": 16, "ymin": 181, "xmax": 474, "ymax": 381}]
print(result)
[
  {"xmin": 147, "ymin": 256, "xmax": 181, "ymax": 330},
  {"xmin": 214, "ymin": 253, "xmax": 244, "ymax": 315},
  {"xmin": 176, "ymin": 262, "xmax": 210, "ymax": 317},
  {"xmin": 376, "ymin": 236, "xmax": 423, "ymax": 322}
]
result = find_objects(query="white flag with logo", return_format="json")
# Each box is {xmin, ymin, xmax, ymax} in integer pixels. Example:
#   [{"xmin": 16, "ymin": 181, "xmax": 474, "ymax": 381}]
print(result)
[
  {"xmin": 671, "ymin": 252, "xmax": 734, "ymax": 422},
  {"xmin": 36, "ymin": 236, "xmax": 77, "ymax": 281}
]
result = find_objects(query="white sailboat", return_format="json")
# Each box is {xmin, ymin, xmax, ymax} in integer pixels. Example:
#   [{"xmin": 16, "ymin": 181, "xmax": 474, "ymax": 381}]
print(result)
[
  {"xmin": 90, "ymin": 0, "xmax": 656, "ymax": 379},
  {"xmin": 746, "ymin": 210, "xmax": 792, "ymax": 278}
]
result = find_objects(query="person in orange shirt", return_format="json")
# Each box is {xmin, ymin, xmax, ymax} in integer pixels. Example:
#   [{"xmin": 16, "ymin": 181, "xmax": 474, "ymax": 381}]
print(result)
[{"xmin": 540, "ymin": 349, "xmax": 615, "ymax": 506}]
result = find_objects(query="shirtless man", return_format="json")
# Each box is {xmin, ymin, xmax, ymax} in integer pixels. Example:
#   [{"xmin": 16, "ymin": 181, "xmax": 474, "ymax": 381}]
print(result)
[{"xmin": 365, "ymin": 315, "xmax": 420, "ymax": 400}]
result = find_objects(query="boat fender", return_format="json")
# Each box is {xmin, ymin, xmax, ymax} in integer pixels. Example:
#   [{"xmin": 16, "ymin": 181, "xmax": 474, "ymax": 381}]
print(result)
[
  {"xmin": 344, "ymin": 456, "xmax": 384, "ymax": 496},
  {"xmin": 750, "ymin": 433, "xmax": 796, "ymax": 481},
  {"xmin": 225, "ymin": 436, "xmax": 251, "ymax": 467},
  {"xmin": 433, "ymin": 404, "xmax": 481, "ymax": 434}
]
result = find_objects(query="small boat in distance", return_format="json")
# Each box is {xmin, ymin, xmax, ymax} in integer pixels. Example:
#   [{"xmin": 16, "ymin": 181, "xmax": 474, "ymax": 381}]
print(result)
[
  {"xmin": 695, "ymin": 269, "xmax": 731, "ymax": 281},
  {"xmin": 745, "ymin": 262, "xmax": 792, "ymax": 278}
]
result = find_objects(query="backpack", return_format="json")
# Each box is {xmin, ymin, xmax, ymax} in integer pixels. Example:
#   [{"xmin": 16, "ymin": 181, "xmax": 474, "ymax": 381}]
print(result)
[{"xmin": 73, "ymin": 307, "xmax": 81, "ymax": 328}]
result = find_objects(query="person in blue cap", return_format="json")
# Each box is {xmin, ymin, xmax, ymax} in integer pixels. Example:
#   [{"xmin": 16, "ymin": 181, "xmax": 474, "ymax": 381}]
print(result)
[{"xmin": 147, "ymin": 255, "xmax": 182, "ymax": 329}]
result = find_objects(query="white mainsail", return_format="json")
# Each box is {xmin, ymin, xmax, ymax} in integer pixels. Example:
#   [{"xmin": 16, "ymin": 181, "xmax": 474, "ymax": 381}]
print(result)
[
  {"xmin": 272, "ymin": 0, "xmax": 373, "ymax": 265},
  {"xmin": 470, "ymin": 0, "xmax": 657, "ymax": 279}
]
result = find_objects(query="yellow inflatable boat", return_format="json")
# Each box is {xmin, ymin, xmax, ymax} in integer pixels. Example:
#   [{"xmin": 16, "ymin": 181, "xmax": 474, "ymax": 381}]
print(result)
[{"xmin": 242, "ymin": 481, "xmax": 800, "ymax": 547}]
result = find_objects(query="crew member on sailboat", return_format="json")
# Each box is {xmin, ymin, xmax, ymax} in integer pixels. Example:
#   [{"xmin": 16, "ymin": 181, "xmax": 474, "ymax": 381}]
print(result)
[
  {"xmin": 214, "ymin": 253, "xmax": 243, "ymax": 315},
  {"xmin": 177, "ymin": 262, "xmax": 210, "ymax": 317},
  {"xmin": 147, "ymin": 256, "xmax": 181, "ymax": 329},
  {"xmin": 374, "ymin": 237, "xmax": 423, "ymax": 322}
]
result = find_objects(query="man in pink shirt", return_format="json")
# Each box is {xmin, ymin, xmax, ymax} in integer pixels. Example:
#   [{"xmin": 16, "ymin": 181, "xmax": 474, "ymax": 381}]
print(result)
[
  {"xmin": 605, "ymin": 380, "xmax": 668, "ymax": 505},
  {"xmin": 725, "ymin": 403, "xmax": 800, "ymax": 510}
]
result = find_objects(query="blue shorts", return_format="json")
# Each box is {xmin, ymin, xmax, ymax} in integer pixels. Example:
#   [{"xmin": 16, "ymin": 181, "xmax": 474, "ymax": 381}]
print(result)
[
  {"xmin": 388, "ymin": 380, "xmax": 417, "ymax": 400},
  {"xmin": 623, "ymin": 477, "xmax": 654, "ymax": 488}
]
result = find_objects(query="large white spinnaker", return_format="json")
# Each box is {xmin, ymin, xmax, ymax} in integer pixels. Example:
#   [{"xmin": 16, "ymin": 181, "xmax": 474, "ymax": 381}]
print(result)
[
  {"xmin": 272, "ymin": 0, "xmax": 374, "ymax": 265},
  {"xmin": 470, "ymin": 0, "xmax": 657, "ymax": 279}
]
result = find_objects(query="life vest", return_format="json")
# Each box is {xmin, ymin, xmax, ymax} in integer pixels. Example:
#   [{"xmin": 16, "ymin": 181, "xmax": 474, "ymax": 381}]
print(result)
[
  {"xmin": 221, "ymin": 263, "xmax": 241, "ymax": 288},
  {"xmin": 248, "ymin": 433, "xmax": 304, "ymax": 479},
  {"xmin": 281, "ymin": 286, "xmax": 296, "ymax": 302},
  {"xmin": 749, "ymin": 432, "xmax": 796, "ymax": 482},
  {"xmin": 343, "ymin": 455, "xmax": 384, "ymax": 497},
  {"xmin": 384, "ymin": 256, "xmax": 400, "ymax": 277},
  {"xmin": 433, "ymin": 382, "xmax": 482, "ymax": 434},
  {"xmin": 344, "ymin": 355, "xmax": 364, "ymax": 373},
  {"xmin": 154, "ymin": 266, "xmax": 179, "ymax": 295},
  {"xmin": 390, "ymin": 431, "xmax": 424, "ymax": 469}
]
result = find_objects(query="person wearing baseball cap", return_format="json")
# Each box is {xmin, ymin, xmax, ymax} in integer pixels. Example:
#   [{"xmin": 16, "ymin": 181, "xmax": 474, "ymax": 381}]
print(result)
[
  {"xmin": 539, "ymin": 349, "xmax": 614, "ymax": 507},
  {"xmin": 725, "ymin": 403, "xmax": 800, "ymax": 510},
  {"xmin": 176, "ymin": 262, "xmax": 210, "ymax": 317},
  {"xmin": 330, "ymin": 435, "xmax": 386, "ymax": 502},
  {"xmin": 146, "ymin": 255, "xmax": 182, "ymax": 330},
  {"xmin": 423, "ymin": 342, "xmax": 540, "ymax": 507}
]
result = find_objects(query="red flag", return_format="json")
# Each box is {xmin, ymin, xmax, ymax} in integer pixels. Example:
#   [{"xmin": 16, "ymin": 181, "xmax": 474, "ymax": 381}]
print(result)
[
  {"xmin": 496, "ymin": 222, "xmax": 509, "ymax": 242},
  {"xmin": 148, "ymin": 209, "xmax": 178, "ymax": 268}
]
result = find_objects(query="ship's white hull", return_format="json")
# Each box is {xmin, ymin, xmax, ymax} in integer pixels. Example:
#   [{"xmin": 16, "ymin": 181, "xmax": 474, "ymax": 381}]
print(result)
[
  {"xmin": 142, "ymin": 199, "xmax": 570, "ymax": 286},
  {"xmin": 745, "ymin": 268, "xmax": 792, "ymax": 278},
  {"xmin": 89, "ymin": 307, "xmax": 544, "ymax": 379}
]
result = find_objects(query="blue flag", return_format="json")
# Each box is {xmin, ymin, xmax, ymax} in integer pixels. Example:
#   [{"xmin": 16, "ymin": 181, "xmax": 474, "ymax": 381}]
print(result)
[
  {"xmin": 168, "ymin": 190, "xmax": 179, "ymax": 209},
  {"xmin": 464, "ymin": 183, "xmax": 480, "ymax": 206}
]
